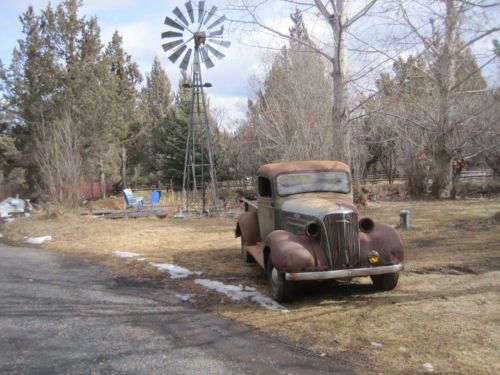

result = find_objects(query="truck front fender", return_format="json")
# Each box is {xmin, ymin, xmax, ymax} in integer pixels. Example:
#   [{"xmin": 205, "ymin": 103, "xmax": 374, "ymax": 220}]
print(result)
[
  {"xmin": 235, "ymin": 211, "xmax": 260, "ymax": 246},
  {"xmin": 266, "ymin": 230, "xmax": 325, "ymax": 273},
  {"xmin": 359, "ymin": 223, "xmax": 404, "ymax": 266}
]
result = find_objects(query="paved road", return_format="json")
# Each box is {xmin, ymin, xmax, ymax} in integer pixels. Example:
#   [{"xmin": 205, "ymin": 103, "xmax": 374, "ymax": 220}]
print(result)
[{"xmin": 0, "ymin": 245, "xmax": 360, "ymax": 375}]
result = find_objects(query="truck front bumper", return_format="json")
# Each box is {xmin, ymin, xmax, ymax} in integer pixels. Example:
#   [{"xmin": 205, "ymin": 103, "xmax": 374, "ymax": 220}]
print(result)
[{"xmin": 285, "ymin": 264, "xmax": 404, "ymax": 281}]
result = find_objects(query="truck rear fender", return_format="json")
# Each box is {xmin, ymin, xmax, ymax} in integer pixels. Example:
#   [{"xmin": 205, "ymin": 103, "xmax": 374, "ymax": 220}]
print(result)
[
  {"xmin": 266, "ymin": 230, "xmax": 325, "ymax": 273},
  {"xmin": 235, "ymin": 211, "xmax": 260, "ymax": 246}
]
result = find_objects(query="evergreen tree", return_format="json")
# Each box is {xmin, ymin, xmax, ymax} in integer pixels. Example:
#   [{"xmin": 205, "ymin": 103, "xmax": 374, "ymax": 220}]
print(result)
[
  {"xmin": 152, "ymin": 71, "xmax": 190, "ymax": 187},
  {"xmin": 103, "ymin": 31, "xmax": 141, "ymax": 188},
  {"xmin": 3, "ymin": 0, "xmax": 142, "ymax": 202},
  {"xmin": 131, "ymin": 57, "xmax": 172, "ymax": 183}
]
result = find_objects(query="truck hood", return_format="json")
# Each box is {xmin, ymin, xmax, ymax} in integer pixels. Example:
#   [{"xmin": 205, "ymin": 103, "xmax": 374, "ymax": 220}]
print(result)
[{"xmin": 280, "ymin": 193, "xmax": 357, "ymax": 219}]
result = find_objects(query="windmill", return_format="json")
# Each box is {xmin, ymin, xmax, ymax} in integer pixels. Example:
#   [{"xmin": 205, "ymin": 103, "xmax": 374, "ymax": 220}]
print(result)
[{"xmin": 162, "ymin": 1, "xmax": 230, "ymax": 213}]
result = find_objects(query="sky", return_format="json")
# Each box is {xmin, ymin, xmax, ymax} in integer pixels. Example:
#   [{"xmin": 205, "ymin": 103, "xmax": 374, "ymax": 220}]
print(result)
[
  {"xmin": 1, "ymin": 1, "xmax": 498, "ymax": 130},
  {"xmin": 0, "ymin": 0, "xmax": 273, "ymax": 130}
]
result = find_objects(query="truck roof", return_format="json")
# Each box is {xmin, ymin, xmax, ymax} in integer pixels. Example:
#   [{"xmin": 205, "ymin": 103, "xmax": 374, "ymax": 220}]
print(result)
[{"xmin": 257, "ymin": 160, "xmax": 350, "ymax": 178}]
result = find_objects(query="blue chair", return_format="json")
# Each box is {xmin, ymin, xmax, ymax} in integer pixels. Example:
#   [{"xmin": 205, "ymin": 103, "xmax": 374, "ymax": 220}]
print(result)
[
  {"xmin": 144, "ymin": 189, "xmax": 161, "ymax": 207},
  {"xmin": 122, "ymin": 188, "xmax": 144, "ymax": 209}
]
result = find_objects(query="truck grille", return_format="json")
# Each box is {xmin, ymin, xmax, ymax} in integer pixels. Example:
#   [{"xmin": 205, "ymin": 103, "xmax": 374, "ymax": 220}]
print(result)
[{"xmin": 323, "ymin": 212, "xmax": 360, "ymax": 269}]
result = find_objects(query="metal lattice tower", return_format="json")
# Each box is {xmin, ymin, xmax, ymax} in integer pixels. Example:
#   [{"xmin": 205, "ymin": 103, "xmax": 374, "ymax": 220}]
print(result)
[{"xmin": 161, "ymin": 2, "xmax": 230, "ymax": 212}]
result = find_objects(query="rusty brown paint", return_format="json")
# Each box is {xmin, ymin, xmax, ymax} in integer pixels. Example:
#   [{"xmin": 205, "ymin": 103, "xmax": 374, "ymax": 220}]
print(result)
[
  {"xmin": 266, "ymin": 230, "xmax": 326, "ymax": 272},
  {"xmin": 236, "ymin": 211, "xmax": 260, "ymax": 246},
  {"xmin": 257, "ymin": 160, "xmax": 350, "ymax": 178},
  {"xmin": 236, "ymin": 161, "xmax": 404, "ymax": 299},
  {"xmin": 359, "ymin": 224, "xmax": 404, "ymax": 266}
]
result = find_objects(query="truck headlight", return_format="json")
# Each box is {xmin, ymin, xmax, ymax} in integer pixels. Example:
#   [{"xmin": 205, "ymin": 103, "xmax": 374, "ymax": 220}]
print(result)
[{"xmin": 305, "ymin": 222, "xmax": 320, "ymax": 237}]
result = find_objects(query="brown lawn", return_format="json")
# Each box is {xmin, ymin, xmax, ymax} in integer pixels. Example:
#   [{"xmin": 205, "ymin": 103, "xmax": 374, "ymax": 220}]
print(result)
[{"xmin": 1, "ymin": 199, "xmax": 499, "ymax": 374}]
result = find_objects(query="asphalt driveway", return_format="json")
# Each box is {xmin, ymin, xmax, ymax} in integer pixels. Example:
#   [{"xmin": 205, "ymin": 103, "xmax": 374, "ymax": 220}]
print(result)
[{"xmin": 0, "ymin": 245, "xmax": 359, "ymax": 375}]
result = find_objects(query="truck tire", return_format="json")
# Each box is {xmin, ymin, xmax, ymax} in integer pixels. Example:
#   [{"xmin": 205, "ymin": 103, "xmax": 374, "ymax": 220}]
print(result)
[
  {"xmin": 267, "ymin": 254, "xmax": 294, "ymax": 302},
  {"xmin": 371, "ymin": 272, "xmax": 399, "ymax": 291},
  {"xmin": 241, "ymin": 237, "xmax": 255, "ymax": 263}
]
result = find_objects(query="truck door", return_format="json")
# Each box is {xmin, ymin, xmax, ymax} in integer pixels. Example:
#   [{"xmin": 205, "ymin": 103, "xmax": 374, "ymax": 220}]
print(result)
[{"xmin": 257, "ymin": 175, "xmax": 275, "ymax": 240}]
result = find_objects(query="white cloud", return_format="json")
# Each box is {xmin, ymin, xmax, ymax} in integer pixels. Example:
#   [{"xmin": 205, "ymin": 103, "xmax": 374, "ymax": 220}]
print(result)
[
  {"xmin": 101, "ymin": 19, "xmax": 162, "ymax": 72},
  {"xmin": 209, "ymin": 95, "xmax": 247, "ymax": 130}
]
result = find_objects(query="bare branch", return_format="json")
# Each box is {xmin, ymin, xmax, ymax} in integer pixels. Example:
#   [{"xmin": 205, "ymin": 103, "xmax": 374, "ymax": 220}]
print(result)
[
  {"xmin": 399, "ymin": 0, "xmax": 439, "ymax": 56},
  {"xmin": 345, "ymin": 0, "xmax": 378, "ymax": 28}
]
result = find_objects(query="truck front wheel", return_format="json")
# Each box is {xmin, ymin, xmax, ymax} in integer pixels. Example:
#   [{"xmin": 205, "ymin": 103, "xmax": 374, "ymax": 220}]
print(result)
[
  {"xmin": 371, "ymin": 272, "xmax": 399, "ymax": 291},
  {"xmin": 267, "ymin": 255, "xmax": 294, "ymax": 302}
]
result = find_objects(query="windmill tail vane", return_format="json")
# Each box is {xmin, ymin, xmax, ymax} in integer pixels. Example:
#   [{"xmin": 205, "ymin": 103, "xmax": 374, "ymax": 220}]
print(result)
[{"xmin": 162, "ymin": 1, "xmax": 231, "ymax": 213}]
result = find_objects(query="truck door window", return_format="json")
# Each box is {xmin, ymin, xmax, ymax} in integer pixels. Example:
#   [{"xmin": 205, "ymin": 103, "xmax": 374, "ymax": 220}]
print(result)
[{"xmin": 258, "ymin": 176, "xmax": 272, "ymax": 197}]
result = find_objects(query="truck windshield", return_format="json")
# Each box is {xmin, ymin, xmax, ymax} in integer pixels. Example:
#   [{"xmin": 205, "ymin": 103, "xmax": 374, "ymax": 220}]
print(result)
[{"xmin": 276, "ymin": 171, "xmax": 350, "ymax": 195}]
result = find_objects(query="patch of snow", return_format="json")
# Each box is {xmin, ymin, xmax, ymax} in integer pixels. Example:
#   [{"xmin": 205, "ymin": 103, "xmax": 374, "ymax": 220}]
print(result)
[
  {"xmin": 4, "ymin": 218, "xmax": 15, "ymax": 223},
  {"xmin": 194, "ymin": 279, "xmax": 289, "ymax": 312},
  {"xmin": 173, "ymin": 212, "xmax": 186, "ymax": 219},
  {"xmin": 114, "ymin": 251, "xmax": 143, "ymax": 258},
  {"xmin": 25, "ymin": 235, "xmax": 52, "ymax": 244},
  {"xmin": 0, "ymin": 198, "xmax": 25, "ymax": 217},
  {"xmin": 0, "ymin": 233, "xmax": 3, "ymax": 238},
  {"xmin": 136, "ymin": 257, "xmax": 147, "ymax": 261},
  {"xmin": 174, "ymin": 292, "xmax": 195, "ymax": 302},
  {"xmin": 149, "ymin": 262, "xmax": 202, "ymax": 279},
  {"xmin": 399, "ymin": 347, "xmax": 408, "ymax": 353},
  {"xmin": 371, "ymin": 341, "xmax": 383, "ymax": 348},
  {"xmin": 423, "ymin": 363, "xmax": 434, "ymax": 373}
]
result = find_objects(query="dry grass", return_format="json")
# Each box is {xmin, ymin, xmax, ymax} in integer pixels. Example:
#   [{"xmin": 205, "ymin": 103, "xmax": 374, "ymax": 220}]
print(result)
[{"xmin": 2, "ymin": 199, "xmax": 499, "ymax": 374}]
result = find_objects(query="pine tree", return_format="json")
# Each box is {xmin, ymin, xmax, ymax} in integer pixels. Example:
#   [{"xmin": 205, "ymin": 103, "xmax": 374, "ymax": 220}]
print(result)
[
  {"xmin": 152, "ymin": 71, "xmax": 190, "ymax": 187},
  {"xmin": 3, "ymin": 0, "xmax": 143, "ymax": 202},
  {"xmin": 102, "ymin": 31, "xmax": 141, "ymax": 188},
  {"xmin": 131, "ymin": 57, "xmax": 172, "ymax": 183}
]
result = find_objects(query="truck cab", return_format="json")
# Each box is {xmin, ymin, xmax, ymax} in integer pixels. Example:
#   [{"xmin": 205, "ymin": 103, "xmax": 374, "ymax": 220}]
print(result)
[{"xmin": 236, "ymin": 160, "xmax": 404, "ymax": 302}]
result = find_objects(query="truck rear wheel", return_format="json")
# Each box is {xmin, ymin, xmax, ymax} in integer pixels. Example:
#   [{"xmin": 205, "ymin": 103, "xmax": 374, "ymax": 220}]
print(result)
[
  {"xmin": 371, "ymin": 272, "xmax": 399, "ymax": 291},
  {"xmin": 267, "ymin": 254, "xmax": 294, "ymax": 302}
]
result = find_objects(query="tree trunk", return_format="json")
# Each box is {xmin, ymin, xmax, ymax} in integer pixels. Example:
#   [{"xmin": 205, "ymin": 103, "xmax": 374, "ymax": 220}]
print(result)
[
  {"xmin": 432, "ymin": 0, "xmax": 458, "ymax": 198},
  {"xmin": 431, "ymin": 152, "xmax": 453, "ymax": 198},
  {"xmin": 120, "ymin": 144, "xmax": 127, "ymax": 190},
  {"xmin": 450, "ymin": 157, "xmax": 465, "ymax": 200},
  {"xmin": 330, "ymin": 0, "xmax": 350, "ymax": 163},
  {"xmin": 99, "ymin": 159, "xmax": 106, "ymax": 199}
]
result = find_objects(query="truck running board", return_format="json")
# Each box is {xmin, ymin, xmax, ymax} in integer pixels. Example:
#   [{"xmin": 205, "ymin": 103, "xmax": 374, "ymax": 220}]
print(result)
[{"xmin": 286, "ymin": 264, "xmax": 404, "ymax": 281}]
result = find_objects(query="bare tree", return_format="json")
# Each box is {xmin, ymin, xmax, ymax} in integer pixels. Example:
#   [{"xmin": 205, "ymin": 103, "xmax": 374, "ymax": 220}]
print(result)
[
  {"xmin": 34, "ymin": 111, "xmax": 81, "ymax": 206},
  {"xmin": 395, "ymin": 0, "xmax": 500, "ymax": 197},
  {"xmin": 234, "ymin": 0, "xmax": 383, "ymax": 163}
]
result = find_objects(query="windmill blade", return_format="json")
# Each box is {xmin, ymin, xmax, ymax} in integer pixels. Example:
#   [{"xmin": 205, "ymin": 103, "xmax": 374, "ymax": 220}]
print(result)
[
  {"xmin": 162, "ymin": 39, "xmax": 184, "ymax": 52},
  {"xmin": 207, "ymin": 15, "xmax": 226, "ymax": 30},
  {"xmin": 173, "ymin": 6, "xmax": 190, "ymax": 27},
  {"xmin": 200, "ymin": 48, "xmax": 215, "ymax": 69},
  {"xmin": 185, "ymin": 1, "xmax": 195, "ymax": 23},
  {"xmin": 168, "ymin": 45, "xmax": 188, "ymax": 64},
  {"xmin": 205, "ymin": 44, "xmax": 225, "ymax": 60},
  {"xmin": 203, "ymin": 6, "xmax": 217, "ymax": 26},
  {"xmin": 164, "ymin": 16, "xmax": 185, "ymax": 31},
  {"xmin": 198, "ymin": 1, "xmax": 205, "ymax": 23},
  {"xmin": 179, "ymin": 48, "xmax": 193, "ymax": 71},
  {"xmin": 208, "ymin": 39, "xmax": 231, "ymax": 48},
  {"xmin": 208, "ymin": 26, "xmax": 224, "ymax": 37},
  {"xmin": 162, "ymin": 31, "xmax": 183, "ymax": 39}
]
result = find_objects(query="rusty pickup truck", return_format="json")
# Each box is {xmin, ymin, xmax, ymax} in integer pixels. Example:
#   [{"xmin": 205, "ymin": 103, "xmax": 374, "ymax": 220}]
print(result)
[{"xmin": 235, "ymin": 160, "xmax": 404, "ymax": 302}]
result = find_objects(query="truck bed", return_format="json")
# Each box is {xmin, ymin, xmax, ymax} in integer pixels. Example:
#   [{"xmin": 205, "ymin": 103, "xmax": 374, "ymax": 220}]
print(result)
[{"xmin": 240, "ymin": 198, "xmax": 258, "ymax": 212}]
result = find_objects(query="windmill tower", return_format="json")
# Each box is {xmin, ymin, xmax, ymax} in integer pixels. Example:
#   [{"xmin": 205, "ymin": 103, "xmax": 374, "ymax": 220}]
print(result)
[{"xmin": 161, "ymin": 2, "xmax": 230, "ymax": 213}]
